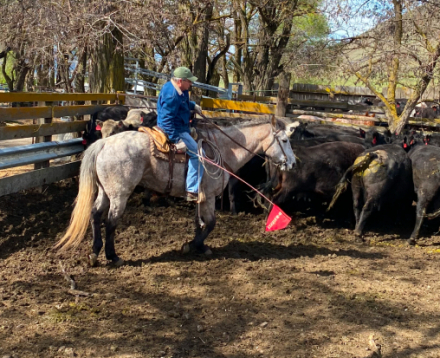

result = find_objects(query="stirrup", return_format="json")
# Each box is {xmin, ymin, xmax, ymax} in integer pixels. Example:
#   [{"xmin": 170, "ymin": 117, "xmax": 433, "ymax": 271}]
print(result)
[{"xmin": 186, "ymin": 192, "xmax": 198, "ymax": 202}]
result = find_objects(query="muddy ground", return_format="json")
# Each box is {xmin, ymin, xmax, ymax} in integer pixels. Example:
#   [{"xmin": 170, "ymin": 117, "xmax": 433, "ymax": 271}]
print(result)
[{"xmin": 1, "ymin": 181, "xmax": 440, "ymax": 358}]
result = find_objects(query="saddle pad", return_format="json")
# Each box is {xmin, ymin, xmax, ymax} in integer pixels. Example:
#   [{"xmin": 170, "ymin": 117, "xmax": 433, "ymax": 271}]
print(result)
[
  {"xmin": 138, "ymin": 126, "xmax": 170, "ymax": 153},
  {"xmin": 138, "ymin": 127, "xmax": 187, "ymax": 163}
]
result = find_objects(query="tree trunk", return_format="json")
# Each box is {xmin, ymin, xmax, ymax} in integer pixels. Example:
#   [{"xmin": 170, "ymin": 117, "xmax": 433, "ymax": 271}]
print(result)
[
  {"xmin": 74, "ymin": 48, "xmax": 87, "ymax": 93},
  {"xmin": 49, "ymin": 55, "xmax": 56, "ymax": 89},
  {"xmin": 391, "ymin": 42, "xmax": 440, "ymax": 133},
  {"xmin": 1, "ymin": 52, "xmax": 14, "ymax": 91},
  {"xmin": 254, "ymin": 11, "xmax": 293, "ymax": 95},
  {"xmin": 192, "ymin": 4, "xmax": 213, "ymax": 83},
  {"xmin": 25, "ymin": 65, "xmax": 34, "ymax": 92},
  {"xmin": 233, "ymin": 11, "xmax": 242, "ymax": 82},
  {"xmin": 14, "ymin": 59, "xmax": 30, "ymax": 92},
  {"xmin": 236, "ymin": 2, "xmax": 254, "ymax": 92},
  {"xmin": 37, "ymin": 60, "xmax": 50, "ymax": 90},
  {"xmin": 90, "ymin": 27, "xmax": 124, "ymax": 93},
  {"xmin": 275, "ymin": 72, "xmax": 291, "ymax": 117},
  {"xmin": 139, "ymin": 47, "xmax": 158, "ymax": 96},
  {"xmin": 386, "ymin": 0, "xmax": 403, "ymax": 128},
  {"xmin": 221, "ymin": 54, "xmax": 229, "ymax": 89}
]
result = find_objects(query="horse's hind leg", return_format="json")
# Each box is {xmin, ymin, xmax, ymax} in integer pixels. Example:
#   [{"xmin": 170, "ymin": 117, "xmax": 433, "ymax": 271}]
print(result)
[
  {"xmin": 104, "ymin": 193, "xmax": 130, "ymax": 266},
  {"xmin": 89, "ymin": 185, "xmax": 110, "ymax": 266},
  {"xmin": 182, "ymin": 197, "xmax": 216, "ymax": 255}
]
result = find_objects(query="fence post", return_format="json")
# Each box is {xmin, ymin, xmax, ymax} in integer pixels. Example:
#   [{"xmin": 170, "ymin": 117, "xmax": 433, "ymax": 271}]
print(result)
[
  {"xmin": 227, "ymin": 83, "xmax": 233, "ymax": 100},
  {"xmin": 134, "ymin": 60, "xmax": 139, "ymax": 95},
  {"xmin": 34, "ymin": 101, "xmax": 53, "ymax": 170},
  {"xmin": 275, "ymin": 72, "xmax": 291, "ymax": 117}
]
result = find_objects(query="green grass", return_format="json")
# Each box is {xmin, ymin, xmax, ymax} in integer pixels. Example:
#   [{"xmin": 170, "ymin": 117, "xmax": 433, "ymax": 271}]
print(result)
[{"xmin": 0, "ymin": 54, "xmax": 14, "ymax": 85}]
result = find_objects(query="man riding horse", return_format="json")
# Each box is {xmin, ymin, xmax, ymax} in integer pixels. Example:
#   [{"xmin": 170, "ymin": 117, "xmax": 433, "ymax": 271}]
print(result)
[{"xmin": 157, "ymin": 67, "xmax": 203, "ymax": 202}]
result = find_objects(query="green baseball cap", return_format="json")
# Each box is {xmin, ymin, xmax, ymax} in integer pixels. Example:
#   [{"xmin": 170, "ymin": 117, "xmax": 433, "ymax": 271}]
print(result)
[{"xmin": 173, "ymin": 67, "xmax": 198, "ymax": 83}]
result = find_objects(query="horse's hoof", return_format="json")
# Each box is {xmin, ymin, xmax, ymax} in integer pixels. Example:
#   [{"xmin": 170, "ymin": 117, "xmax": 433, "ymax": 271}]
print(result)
[
  {"xmin": 354, "ymin": 234, "xmax": 364, "ymax": 243},
  {"xmin": 114, "ymin": 258, "xmax": 125, "ymax": 267},
  {"xmin": 89, "ymin": 253, "xmax": 98, "ymax": 267},
  {"xmin": 204, "ymin": 247, "xmax": 213, "ymax": 256},
  {"xmin": 181, "ymin": 243, "xmax": 190, "ymax": 254},
  {"xmin": 407, "ymin": 238, "xmax": 416, "ymax": 246}
]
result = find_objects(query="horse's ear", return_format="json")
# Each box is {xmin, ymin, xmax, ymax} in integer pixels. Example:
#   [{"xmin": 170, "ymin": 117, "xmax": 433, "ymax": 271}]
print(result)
[{"xmin": 271, "ymin": 115, "xmax": 277, "ymax": 129}]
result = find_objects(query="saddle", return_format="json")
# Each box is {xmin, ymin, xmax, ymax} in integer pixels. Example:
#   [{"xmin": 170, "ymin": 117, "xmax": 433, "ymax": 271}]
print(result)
[{"xmin": 138, "ymin": 126, "xmax": 189, "ymax": 194}]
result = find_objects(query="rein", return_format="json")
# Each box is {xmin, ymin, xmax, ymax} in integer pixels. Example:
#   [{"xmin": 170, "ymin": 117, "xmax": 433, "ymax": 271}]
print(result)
[{"xmin": 197, "ymin": 113, "xmax": 285, "ymax": 165}]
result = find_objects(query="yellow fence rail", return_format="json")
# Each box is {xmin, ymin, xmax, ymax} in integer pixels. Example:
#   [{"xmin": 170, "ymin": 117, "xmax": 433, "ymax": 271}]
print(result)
[
  {"xmin": 0, "ymin": 92, "xmax": 126, "ymax": 103},
  {"xmin": 201, "ymin": 98, "xmax": 275, "ymax": 114}
]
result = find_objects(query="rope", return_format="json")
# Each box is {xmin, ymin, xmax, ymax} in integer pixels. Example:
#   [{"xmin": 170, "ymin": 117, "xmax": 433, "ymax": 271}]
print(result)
[
  {"xmin": 192, "ymin": 149, "xmax": 276, "ymax": 206},
  {"xmin": 197, "ymin": 139, "xmax": 223, "ymax": 180},
  {"xmin": 197, "ymin": 113, "xmax": 269, "ymax": 163}
]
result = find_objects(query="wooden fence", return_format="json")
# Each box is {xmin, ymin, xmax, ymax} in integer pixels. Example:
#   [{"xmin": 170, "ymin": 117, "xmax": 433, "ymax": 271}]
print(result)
[
  {"xmin": 0, "ymin": 92, "xmax": 125, "ymax": 196},
  {"xmin": 266, "ymin": 83, "xmax": 440, "ymax": 103},
  {"xmin": 201, "ymin": 93, "xmax": 440, "ymax": 131},
  {"xmin": 2, "ymin": 84, "xmax": 440, "ymax": 197}
]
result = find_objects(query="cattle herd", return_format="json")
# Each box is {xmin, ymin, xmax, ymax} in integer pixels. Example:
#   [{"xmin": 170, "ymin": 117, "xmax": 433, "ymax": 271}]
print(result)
[{"xmin": 83, "ymin": 104, "xmax": 440, "ymax": 246}]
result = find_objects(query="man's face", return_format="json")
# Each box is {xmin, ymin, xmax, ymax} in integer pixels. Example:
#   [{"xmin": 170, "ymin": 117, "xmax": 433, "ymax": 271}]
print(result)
[{"xmin": 179, "ymin": 78, "xmax": 192, "ymax": 91}]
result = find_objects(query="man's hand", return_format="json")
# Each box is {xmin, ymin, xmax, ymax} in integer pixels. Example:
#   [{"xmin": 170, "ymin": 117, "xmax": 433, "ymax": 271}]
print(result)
[{"xmin": 194, "ymin": 104, "xmax": 203, "ymax": 115}]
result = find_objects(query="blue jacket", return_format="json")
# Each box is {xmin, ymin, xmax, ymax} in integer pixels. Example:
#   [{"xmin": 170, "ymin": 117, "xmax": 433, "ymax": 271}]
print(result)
[{"xmin": 157, "ymin": 80, "xmax": 196, "ymax": 143}]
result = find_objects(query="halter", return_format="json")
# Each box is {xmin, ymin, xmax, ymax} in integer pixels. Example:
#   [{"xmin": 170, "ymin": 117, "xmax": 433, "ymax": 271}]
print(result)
[{"xmin": 263, "ymin": 126, "xmax": 289, "ymax": 167}]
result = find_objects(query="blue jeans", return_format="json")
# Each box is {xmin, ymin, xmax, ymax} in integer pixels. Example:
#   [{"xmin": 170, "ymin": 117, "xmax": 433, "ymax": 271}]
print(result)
[{"xmin": 179, "ymin": 131, "xmax": 204, "ymax": 193}]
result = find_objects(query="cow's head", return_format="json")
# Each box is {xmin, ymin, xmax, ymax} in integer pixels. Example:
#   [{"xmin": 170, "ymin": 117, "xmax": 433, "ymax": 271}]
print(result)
[
  {"xmin": 101, "ymin": 119, "xmax": 133, "ymax": 138},
  {"xmin": 82, "ymin": 113, "xmax": 102, "ymax": 148},
  {"xmin": 424, "ymin": 134, "xmax": 431, "ymax": 146}
]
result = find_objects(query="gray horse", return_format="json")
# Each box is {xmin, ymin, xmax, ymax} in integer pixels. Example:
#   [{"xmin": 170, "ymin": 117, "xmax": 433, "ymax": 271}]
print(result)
[{"xmin": 55, "ymin": 116, "xmax": 296, "ymax": 266}]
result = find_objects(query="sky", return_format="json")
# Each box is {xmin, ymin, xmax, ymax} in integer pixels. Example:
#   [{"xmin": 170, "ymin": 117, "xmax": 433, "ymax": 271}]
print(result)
[{"xmin": 325, "ymin": 0, "xmax": 392, "ymax": 39}]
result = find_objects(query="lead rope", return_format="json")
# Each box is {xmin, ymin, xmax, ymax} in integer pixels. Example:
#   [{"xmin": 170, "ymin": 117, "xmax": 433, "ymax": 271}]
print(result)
[{"xmin": 185, "ymin": 138, "xmax": 224, "ymax": 228}]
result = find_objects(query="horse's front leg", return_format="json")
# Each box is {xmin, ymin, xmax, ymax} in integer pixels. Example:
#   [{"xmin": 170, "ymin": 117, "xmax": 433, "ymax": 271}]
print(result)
[{"xmin": 182, "ymin": 197, "xmax": 216, "ymax": 255}]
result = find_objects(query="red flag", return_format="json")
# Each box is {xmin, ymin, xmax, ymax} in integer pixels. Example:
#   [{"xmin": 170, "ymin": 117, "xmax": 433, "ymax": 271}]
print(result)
[{"xmin": 265, "ymin": 205, "xmax": 291, "ymax": 232}]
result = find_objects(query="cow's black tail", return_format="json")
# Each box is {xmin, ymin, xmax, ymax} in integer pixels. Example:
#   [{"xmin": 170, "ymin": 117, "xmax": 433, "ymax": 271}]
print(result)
[{"xmin": 327, "ymin": 152, "xmax": 378, "ymax": 211}]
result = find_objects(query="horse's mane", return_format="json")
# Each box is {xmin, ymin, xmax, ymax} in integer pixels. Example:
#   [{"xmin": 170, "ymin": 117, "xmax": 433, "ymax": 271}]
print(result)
[{"xmin": 196, "ymin": 115, "xmax": 286, "ymax": 130}]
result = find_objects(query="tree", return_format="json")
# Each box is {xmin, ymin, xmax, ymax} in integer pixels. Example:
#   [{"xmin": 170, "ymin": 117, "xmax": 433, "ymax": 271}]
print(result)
[
  {"xmin": 328, "ymin": 0, "xmax": 440, "ymax": 134},
  {"xmin": 230, "ymin": 0, "xmax": 324, "ymax": 94},
  {"xmin": 0, "ymin": 0, "xmax": 325, "ymax": 95}
]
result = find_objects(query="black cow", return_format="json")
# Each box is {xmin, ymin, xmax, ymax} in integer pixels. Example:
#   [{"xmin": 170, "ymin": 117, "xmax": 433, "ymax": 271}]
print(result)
[
  {"xmin": 263, "ymin": 142, "xmax": 365, "ymax": 211},
  {"xmin": 82, "ymin": 107, "xmax": 129, "ymax": 148},
  {"xmin": 82, "ymin": 109, "xmax": 158, "ymax": 148},
  {"xmin": 291, "ymin": 122, "xmax": 360, "ymax": 140},
  {"xmin": 96, "ymin": 105, "xmax": 129, "ymax": 121},
  {"xmin": 360, "ymin": 128, "xmax": 392, "ymax": 148},
  {"xmin": 405, "ymin": 138, "xmax": 440, "ymax": 244},
  {"xmin": 224, "ymin": 155, "xmax": 268, "ymax": 215},
  {"xmin": 82, "ymin": 112, "xmax": 102, "ymax": 148},
  {"xmin": 423, "ymin": 134, "xmax": 440, "ymax": 147},
  {"xmin": 291, "ymin": 135, "xmax": 365, "ymax": 147},
  {"xmin": 329, "ymin": 144, "xmax": 413, "ymax": 238},
  {"xmin": 414, "ymin": 107, "xmax": 438, "ymax": 119}
]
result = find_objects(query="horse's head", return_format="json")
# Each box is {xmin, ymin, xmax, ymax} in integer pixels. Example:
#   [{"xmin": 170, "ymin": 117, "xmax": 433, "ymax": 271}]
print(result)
[{"xmin": 264, "ymin": 116, "xmax": 296, "ymax": 171}]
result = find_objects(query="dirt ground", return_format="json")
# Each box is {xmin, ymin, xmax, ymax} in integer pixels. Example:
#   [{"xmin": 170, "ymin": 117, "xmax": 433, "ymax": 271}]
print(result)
[{"xmin": 1, "ymin": 181, "xmax": 440, "ymax": 358}]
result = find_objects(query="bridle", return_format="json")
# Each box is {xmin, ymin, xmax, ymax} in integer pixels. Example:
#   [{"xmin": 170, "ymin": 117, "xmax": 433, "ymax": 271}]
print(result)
[{"xmin": 263, "ymin": 127, "xmax": 289, "ymax": 166}]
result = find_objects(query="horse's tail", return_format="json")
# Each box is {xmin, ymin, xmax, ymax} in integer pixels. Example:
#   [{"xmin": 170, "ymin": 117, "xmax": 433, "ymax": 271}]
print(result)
[
  {"xmin": 327, "ymin": 152, "xmax": 378, "ymax": 211},
  {"xmin": 54, "ymin": 140, "xmax": 106, "ymax": 251}
]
